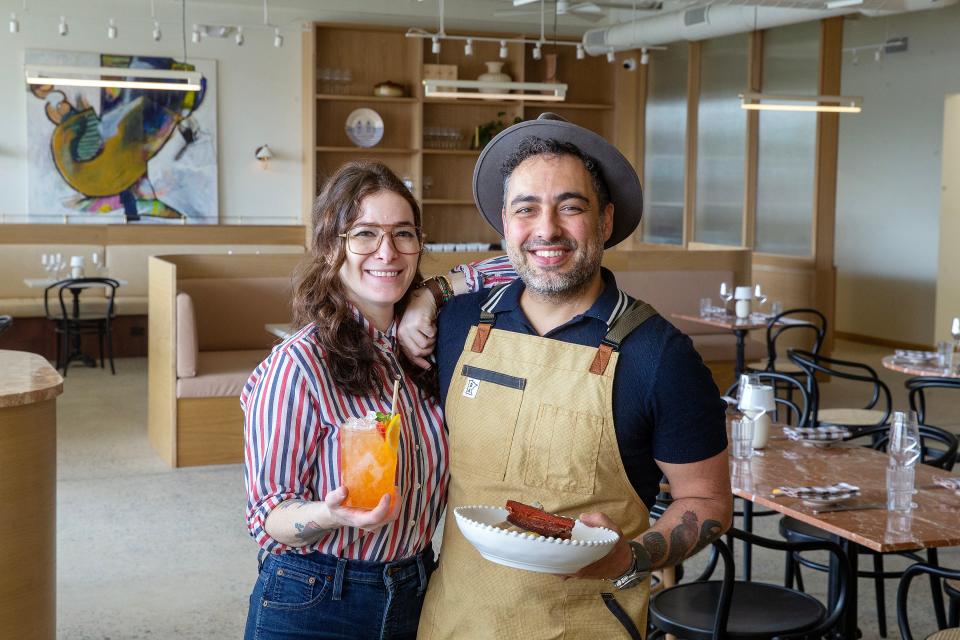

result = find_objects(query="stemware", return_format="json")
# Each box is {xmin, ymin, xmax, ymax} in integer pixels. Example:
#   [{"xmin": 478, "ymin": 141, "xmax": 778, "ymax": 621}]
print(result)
[
  {"xmin": 719, "ymin": 282, "xmax": 733, "ymax": 313},
  {"xmin": 888, "ymin": 411, "xmax": 921, "ymax": 467},
  {"xmin": 951, "ymin": 317, "xmax": 960, "ymax": 356},
  {"xmin": 754, "ymin": 284, "xmax": 768, "ymax": 307},
  {"xmin": 92, "ymin": 252, "xmax": 101, "ymax": 276},
  {"xmin": 41, "ymin": 253, "xmax": 51, "ymax": 273}
]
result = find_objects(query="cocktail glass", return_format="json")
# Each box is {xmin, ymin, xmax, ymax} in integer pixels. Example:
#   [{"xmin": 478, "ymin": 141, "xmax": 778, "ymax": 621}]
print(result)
[{"xmin": 340, "ymin": 413, "xmax": 399, "ymax": 509}]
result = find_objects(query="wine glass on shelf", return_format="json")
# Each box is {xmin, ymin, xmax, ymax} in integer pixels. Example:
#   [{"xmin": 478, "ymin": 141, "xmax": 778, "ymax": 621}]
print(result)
[
  {"xmin": 754, "ymin": 284, "xmax": 768, "ymax": 307},
  {"xmin": 719, "ymin": 282, "xmax": 733, "ymax": 315},
  {"xmin": 41, "ymin": 253, "xmax": 51, "ymax": 275},
  {"xmin": 91, "ymin": 252, "xmax": 102, "ymax": 276}
]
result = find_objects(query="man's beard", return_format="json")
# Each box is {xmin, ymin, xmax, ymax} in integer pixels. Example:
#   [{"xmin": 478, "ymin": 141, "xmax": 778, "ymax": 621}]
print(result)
[{"xmin": 506, "ymin": 219, "xmax": 605, "ymax": 301}]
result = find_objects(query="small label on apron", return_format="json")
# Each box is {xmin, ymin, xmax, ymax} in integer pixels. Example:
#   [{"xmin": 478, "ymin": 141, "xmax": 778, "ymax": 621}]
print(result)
[{"xmin": 462, "ymin": 377, "xmax": 480, "ymax": 398}]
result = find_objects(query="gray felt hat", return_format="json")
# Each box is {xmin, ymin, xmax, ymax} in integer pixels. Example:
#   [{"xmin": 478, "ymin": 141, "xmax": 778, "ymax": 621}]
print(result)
[{"xmin": 471, "ymin": 112, "xmax": 643, "ymax": 249}]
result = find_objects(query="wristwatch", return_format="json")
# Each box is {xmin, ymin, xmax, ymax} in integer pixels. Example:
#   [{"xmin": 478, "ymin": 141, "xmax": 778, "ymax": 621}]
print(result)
[{"xmin": 609, "ymin": 541, "xmax": 651, "ymax": 590}]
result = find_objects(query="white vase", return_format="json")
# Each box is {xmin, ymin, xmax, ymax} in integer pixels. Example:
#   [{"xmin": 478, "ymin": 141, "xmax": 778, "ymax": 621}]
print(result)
[{"xmin": 478, "ymin": 61, "xmax": 510, "ymax": 94}]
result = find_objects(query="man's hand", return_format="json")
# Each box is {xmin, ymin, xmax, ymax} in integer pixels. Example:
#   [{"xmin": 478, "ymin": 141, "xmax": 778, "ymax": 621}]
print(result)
[
  {"xmin": 569, "ymin": 512, "xmax": 635, "ymax": 580},
  {"xmin": 398, "ymin": 287, "xmax": 439, "ymax": 369}
]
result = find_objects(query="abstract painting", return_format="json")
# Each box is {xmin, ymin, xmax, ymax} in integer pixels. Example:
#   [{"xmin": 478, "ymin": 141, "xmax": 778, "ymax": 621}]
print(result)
[{"xmin": 26, "ymin": 50, "xmax": 218, "ymax": 223}]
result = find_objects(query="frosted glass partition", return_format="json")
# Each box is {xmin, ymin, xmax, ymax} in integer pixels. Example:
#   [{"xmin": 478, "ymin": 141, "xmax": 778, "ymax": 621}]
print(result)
[
  {"xmin": 643, "ymin": 43, "xmax": 689, "ymax": 245},
  {"xmin": 755, "ymin": 22, "xmax": 818, "ymax": 256},
  {"xmin": 694, "ymin": 34, "xmax": 748, "ymax": 246}
]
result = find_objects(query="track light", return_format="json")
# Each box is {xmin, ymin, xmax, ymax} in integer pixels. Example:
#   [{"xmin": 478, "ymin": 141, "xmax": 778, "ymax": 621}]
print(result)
[
  {"xmin": 874, "ymin": 48, "xmax": 882, "ymax": 62},
  {"xmin": 153, "ymin": 21, "xmax": 162, "ymax": 41},
  {"xmin": 191, "ymin": 24, "xmax": 200, "ymax": 43},
  {"xmin": 273, "ymin": 28, "xmax": 283, "ymax": 48},
  {"xmin": 576, "ymin": 44, "xmax": 585, "ymax": 60},
  {"xmin": 431, "ymin": 36, "xmax": 440, "ymax": 54},
  {"xmin": 464, "ymin": 38, "xmax": 473, "ymax": 56},
  {"xmin": 9, "ymin": 12, "xmax": 19, "ymax": 34},
  {"xmin": 640, "ymin": 48, "xmax": 649, "ymax": 65},
  {"xmin": 532, "ymin": 43, "xmax": 542, "ymax": 60},
  {"xmin": 235, "ymin": 26, "xmax": 244, "ymax": 46},
  {"xmin": 107, "ymin": 18, "xmax": 117, "ymax": 39},
  {"xmin": 58, "ymin": 15, "xmax": 68, "ymax": 36},
  {"xmin": 606, "ymin": 48, "xmax": 616, "ymax": 63},
  {"xmin": 499, "ymin": 40, "xmax": 508, "ymax": 59}
]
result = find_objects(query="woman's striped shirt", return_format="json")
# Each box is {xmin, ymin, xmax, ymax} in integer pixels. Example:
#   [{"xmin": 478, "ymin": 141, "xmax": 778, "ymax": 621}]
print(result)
[{"xmin": 241, "ymin": 311, "xmax": 449, "ymax": 561}]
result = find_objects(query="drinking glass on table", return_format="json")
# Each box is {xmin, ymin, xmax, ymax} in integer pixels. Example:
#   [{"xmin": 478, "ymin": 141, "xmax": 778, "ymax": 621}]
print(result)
[
  {"xmin": 731, "ymin": 418, "xmax": 754, "ymax": 460},
  {"xmin": 699, "ymin": 297, "xmax": 713, "ymax": 318},
  {"xmin": 887, "ymin": 410, "xmax": 920, "ymax": 513},
  {"xmin": 738, "ymin": 374, "xmax": 775, "ymax": 449},
  {"xmin": 937, "ymin": 341, "xmax": 954, "ymax": 371}
]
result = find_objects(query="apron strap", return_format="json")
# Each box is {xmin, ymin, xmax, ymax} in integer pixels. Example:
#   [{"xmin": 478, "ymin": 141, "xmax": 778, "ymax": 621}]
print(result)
[
  {"xmin": 472, "ymin": 283, "xmax": 510, "ymax": 353},
  {"xmin": 589, "ymin": 299, "xmax": 658, "ymax": 375}
]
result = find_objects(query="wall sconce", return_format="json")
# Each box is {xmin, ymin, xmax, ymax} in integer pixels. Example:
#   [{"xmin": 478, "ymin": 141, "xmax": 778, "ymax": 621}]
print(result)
[{"xmin": 255, "ymin": 144, "xmax": 274, "ymax": 169}]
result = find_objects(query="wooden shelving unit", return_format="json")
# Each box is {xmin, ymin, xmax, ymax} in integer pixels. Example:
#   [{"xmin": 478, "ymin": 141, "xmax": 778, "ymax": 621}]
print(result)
[{"xmin": 303, "ymin": 23, "xmax": 641, "ymax": 246}]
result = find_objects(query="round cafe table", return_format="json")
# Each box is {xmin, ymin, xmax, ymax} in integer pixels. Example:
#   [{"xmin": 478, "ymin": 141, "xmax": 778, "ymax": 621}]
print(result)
[{"xmin": 881, "ymin": 354, "xmax": 960, "ymax": 379}]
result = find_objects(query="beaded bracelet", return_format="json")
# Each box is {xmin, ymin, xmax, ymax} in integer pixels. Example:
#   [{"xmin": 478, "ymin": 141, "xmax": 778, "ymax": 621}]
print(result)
[{"xmin": 419, "ymin": 274, "xmax": 453, "ymax": 308}]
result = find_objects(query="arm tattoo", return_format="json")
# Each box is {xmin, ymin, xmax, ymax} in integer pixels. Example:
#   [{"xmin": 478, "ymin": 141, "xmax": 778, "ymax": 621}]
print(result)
[
  {"xmin": 691, "ymin": 519, "xmax": 724, "ymax": 557},
  {"xmin": 294, "ymin": 520, "xmax": 331, "ymax": 543},
  {"xmin": 641, "ymin": 531, "xmax": 668, "ymax": 568},
  {"xmin": 665, "ymin": 511, "xmax": 700, "ymax": 567}
]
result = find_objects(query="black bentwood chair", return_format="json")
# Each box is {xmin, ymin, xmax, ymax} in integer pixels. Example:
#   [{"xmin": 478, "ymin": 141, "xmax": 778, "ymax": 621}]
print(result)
[
  {"xmin": 52, "ymin": 277, "xmax": 120, "ymax": 375},
  {"xmin": 746, "ymin": 307, "xmax": 827, "ymax": 379},
  {"xmin": 907, "ymin": 376, "xmax": 960, "ymax": 425},
  {"xmin": 898, "ymin": 562, "xmax": 960, "ymax": 640},
  {"xmin": 0, "ymin": 315, "xmax": 12, "ymax": 337},
  {"xmin": 780, "ymin": 423, "xmax": 958, "ymax": 637},
  {"xmin": 647, "ymin": 528, "xmax": 849, "ymax": 640},
  {"xmin": 723, "ymin": 372, "xmax": 810, "ymax": 580},
  {"xmin": 788, "ymin": 348, "xmax": 893, "ymax": 429}
]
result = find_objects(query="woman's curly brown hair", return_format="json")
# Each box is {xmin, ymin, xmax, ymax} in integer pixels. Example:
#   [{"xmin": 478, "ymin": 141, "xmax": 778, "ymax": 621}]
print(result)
[{"xmin": 291, "ymin": 161, "xmax": 436, "ymax": 399}]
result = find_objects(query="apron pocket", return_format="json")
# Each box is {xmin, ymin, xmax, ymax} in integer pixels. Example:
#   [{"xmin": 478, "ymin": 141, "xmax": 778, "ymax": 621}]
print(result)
[
  {"xmin": 563, "ymin": 593, "xmax": 638, "ymax": 639},
  {"xmin": 447, "ymin": 365, "xmax": 525, "ymax": 480},
  {"xmin": 523, "ymin": 403, "xmax": 603, "ymax": 495}
]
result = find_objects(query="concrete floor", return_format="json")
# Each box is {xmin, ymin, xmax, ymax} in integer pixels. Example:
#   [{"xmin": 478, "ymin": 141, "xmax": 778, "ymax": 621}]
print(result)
[{"xmin": 55, "ymin": 340, "xmax": 959, "ymax": 638}]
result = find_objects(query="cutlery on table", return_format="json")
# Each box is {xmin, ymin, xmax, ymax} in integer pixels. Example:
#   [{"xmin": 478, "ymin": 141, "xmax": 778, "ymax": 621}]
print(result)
[{"xmin": 811, "ymin": 503, "xmax": 886, "ymax": 514}]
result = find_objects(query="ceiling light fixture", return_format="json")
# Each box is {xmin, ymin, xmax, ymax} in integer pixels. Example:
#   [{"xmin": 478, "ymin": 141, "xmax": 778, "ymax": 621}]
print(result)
[
  {"xmin": 107, "ymin": 18, "xmax": 117, "ymax": 39},
  {"xmin": 606, "ymin": 48, "xmax": 616, "ymax": 63},
  {"xmin": 25, "ymin": 64, "xmax": 202, "ymax": 92},
  {"xmin": 499, "ymin": 40, "xmax": 508, "ymax": 59},
  {"xmin": 153, "ymin": 21, "xmax": 162, "ymax": 41},
  {"xmin": 9, "ymin": 12, "xmax": 19, "ymax": 34},
  {"xmin": 273, "ymin": 28, "xmax": 282, "ymax": 48},
  {"xmin": 739, "ymin": 92, "xmax": 862, "ymax": 114},
  {"xmin": 58, "ymin": 15, "xmax": 67, "ymax": 36},
  {"xmin": 464, "ymin": 38, "xmax": 473, "ymax": 56},
  {"xmin": 532, "ymin": 43, "xmax": 542, "ymax": 60},
  {"xmin": 191, "ymin": 23, "xmax": 201, "ymax": 43},
  {"xmin": 423, "ymin": 78, "xmax": 566, "ymax": 102},
  {"xmin": 640, "ymin": 48, "xmax": 649, "ymax": 65},
  {"xmin": 431, "ymin": 35, "xmax": 440, "ymax": 54},
  {"xmin": 825, "ymin": 0, "xmax": 864, "ymax": 8},
  {"xmin": 576, "ymin": 44, "xmax": 585, "ymax": 60},
  {"xmin": 235, "ymin": 26, "xmax": 244, "ymax": 46}
]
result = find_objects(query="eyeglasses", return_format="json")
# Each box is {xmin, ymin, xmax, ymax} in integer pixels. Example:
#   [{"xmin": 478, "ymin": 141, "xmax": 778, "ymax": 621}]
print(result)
[{"xmin": 339, "ymin": 224, "xmax": 424, "ymax": 255}]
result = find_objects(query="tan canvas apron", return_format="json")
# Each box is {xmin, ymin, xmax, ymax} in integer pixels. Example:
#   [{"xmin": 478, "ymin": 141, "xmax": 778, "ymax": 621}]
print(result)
[{"xmin": 419, "ymin": 294, "xmax": 657, "ymax": 640}]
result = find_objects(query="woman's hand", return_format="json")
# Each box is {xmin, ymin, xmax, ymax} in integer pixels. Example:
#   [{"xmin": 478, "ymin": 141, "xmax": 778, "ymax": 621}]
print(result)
[
  {"xmin": 398, "ymin": 287, "xmax": 439, "ymax": 369},
  {"xmin": 323, "ymin": 486, "xmax": 400, "ymax": 533}
]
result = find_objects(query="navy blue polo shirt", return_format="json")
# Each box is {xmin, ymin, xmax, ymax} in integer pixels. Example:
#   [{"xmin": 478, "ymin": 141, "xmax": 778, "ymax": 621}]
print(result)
[{"xmin": 436, "ymin": 268, "xmax": 727, "ymax": 508}]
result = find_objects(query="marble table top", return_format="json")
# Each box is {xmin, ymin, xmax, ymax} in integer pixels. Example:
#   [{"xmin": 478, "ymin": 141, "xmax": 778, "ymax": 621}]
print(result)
[
  {"xmin": 674, "ymin": 313, "xmax": 774, "ymax": 331},
  {"xmin": 730, "ymin": 431, "xmax": 960, "ymax": 552},
  {"xmin": 0, "ymin": 350, "xmax": 63, "ymax": 409},
  {"xmin": 881, "ymin": 354, "xmax": 960, "ymax": 379}
]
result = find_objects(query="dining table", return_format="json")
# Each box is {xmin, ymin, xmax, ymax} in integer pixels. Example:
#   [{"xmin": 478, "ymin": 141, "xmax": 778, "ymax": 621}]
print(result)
[
  {"xmin": 881, "ymin": 353, "xmax": 960, "ymax": 379},
  {"xmin": 730, "ymin": 430, "xmax": 960, "ymax": 639},
  {"xmin": 673, "ymin": 312, "xmax": 774, "ymax": 377}
]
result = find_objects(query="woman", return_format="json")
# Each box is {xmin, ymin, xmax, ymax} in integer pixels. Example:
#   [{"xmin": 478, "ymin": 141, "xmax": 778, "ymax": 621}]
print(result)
[{"xmin": 242, "ymin": 161, "xmax": 447, "ymax": 639}]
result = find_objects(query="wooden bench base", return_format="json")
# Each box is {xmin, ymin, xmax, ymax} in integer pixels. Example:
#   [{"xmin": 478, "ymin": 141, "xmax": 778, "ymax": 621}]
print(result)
[{"xmin": 176, "ymin": 397, "xmax": 244, "ymax": 467}]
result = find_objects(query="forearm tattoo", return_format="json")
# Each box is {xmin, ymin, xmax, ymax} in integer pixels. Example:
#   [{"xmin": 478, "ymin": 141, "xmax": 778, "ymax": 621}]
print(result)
[
  {"xmin": 640, "ymin": 510, "xmax": 724, "ymax": 570},
  {"xmin": 278, "ymin": 499, "xmax": 331, "ymax": 543}
]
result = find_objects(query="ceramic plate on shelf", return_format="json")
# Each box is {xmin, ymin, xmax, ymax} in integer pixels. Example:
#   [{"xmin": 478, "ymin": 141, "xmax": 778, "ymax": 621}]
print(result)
[
  {"xmin": 345, "ymin": 108, "xmax": 384, "ymax": 148},
  {"xmin": 453, "ymin": 505, "xmax": 619, "ymax": 574}
]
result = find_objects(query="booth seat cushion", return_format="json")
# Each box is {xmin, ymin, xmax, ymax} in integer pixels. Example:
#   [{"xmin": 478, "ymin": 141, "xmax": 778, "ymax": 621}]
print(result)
[
  {"xmin": 113, "ymin": 296, "xmax": 148, "ymax": 316},
  {"xmin": 176, "ymin": 350, "xmax": 267, "ymax": 398},
  {"xmin": 613, "ymin": 269, "xmax": 735, "ymax": 336},
  {"xmin": 106, "ymin": 244, "xmax": 305, "ymax": 298},
  {"xmin": 178, "ymin": 277, "xmax": 293, "ymax": 352},
  {"xmin": 177, "ymin": 292, "xmax": 199, "ymax": 378},
  {"xmin": 691, "ymin": 334, "xmax": 766, "ymax": 363},
  {"xmin": 0, "ymin": 298, "xmax": 46, "ymax": 318}
]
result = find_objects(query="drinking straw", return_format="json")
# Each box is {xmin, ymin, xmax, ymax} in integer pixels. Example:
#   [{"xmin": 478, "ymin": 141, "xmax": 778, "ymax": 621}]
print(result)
[{"xmin": 390, "ymin": 378, "xmax": 400, "ymax": 416}]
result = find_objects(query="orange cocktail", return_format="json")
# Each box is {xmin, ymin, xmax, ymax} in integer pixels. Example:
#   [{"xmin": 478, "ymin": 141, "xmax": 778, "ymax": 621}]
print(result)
[{"xmin": 340, "ymin": 413, "xmax": 399, "ymax": 509}]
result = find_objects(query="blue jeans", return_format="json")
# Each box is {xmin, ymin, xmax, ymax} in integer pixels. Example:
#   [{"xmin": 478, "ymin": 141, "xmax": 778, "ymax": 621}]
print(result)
[{"xmin": 243, "ymin": 545, "xmax": 435, "ymax": 640}]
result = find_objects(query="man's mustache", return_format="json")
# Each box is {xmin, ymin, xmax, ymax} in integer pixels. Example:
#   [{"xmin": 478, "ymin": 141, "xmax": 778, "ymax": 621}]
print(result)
[{"xmin": 521, "ymin": 238, "xmax": 577, "ymax": 251}]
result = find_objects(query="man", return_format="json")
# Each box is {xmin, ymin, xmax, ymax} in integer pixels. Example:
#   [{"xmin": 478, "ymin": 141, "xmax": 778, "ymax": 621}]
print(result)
[{"xmin": 405, "ymin": 114, "xmax": 732, "ymax": 639}]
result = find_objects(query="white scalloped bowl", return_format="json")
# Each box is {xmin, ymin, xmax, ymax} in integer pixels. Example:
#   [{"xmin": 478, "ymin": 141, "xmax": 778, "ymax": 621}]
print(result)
[{"xmin": 453, "ymin": 505, "xmax": 620, "ymax": 574}]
